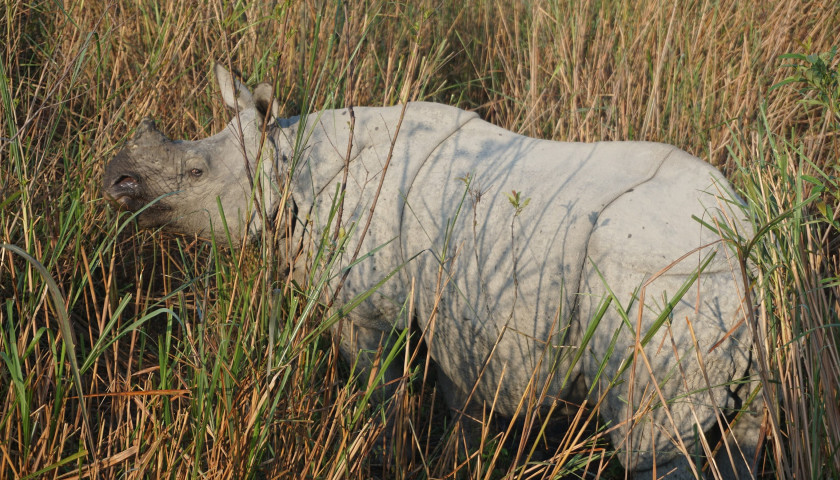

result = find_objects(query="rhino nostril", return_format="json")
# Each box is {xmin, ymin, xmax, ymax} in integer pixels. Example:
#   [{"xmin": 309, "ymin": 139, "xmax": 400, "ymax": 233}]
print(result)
[{"xmin": 114, "ymin": 175, "xmax": 139, "ymax": 188}]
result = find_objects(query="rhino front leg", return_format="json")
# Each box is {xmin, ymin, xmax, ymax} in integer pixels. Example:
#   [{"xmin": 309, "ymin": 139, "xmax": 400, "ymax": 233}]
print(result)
[
  {"xmin": 334, "ymin": 318, "xmax": 408, "ymax": 462},
  {"xmin": 335, "ymin": 317, "xmax": 405, "ymax": 411}
]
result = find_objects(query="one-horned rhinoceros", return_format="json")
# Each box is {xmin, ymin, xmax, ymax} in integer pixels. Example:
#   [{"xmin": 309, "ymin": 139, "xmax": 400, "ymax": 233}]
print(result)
[{"xmin": 104, "ymin": 64, "xmax": 762, "ymax": 478}]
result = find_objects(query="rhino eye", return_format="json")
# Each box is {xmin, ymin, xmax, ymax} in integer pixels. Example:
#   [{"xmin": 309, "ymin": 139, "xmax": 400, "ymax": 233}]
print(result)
[{"xmin": 189, "ymin": 168, "xmax": 203, "ymax": 178}]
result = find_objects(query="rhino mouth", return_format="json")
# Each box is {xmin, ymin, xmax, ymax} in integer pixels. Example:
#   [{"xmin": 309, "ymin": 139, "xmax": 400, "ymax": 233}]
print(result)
[
  {"xmin": 104, "ymin": 174, "xmax": 143, "ymax": 209},
  {"xmin": 104, "ymin": 174, "xmax": 173, "ymax": 222}
]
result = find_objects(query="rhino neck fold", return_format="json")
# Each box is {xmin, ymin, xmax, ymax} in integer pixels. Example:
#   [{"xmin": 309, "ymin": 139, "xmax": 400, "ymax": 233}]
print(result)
[{"xmin": 276, "ymin": 103, "xmax": 480, "ymax": 259}]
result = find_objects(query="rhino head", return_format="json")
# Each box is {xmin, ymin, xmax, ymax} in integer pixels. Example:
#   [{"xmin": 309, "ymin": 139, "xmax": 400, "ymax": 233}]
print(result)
[{"xmin": 103, "ymin": 64, "xmax": 282, "ymax": 244}]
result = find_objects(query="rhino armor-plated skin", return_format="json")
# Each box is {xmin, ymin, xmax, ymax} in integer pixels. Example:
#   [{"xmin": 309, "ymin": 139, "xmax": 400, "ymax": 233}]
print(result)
[{"xmin": 103, "ymin": 65, "xmax": 761, "ymax": 478}]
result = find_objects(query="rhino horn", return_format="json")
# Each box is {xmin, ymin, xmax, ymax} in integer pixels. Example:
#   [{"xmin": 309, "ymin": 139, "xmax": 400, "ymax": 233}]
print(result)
[{"xmin": 130, "ymin": 117, "xmax": 168, "ymax": 146}]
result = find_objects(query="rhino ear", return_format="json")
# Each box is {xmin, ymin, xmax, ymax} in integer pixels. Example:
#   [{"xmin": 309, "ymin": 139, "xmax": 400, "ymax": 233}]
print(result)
[
  {"xmin": 131, "ymin": 117, "xmax": 168, "ymax": 146},
  {"xmin": 253, "ymin": 83, "xmax": 280, "ymax": 124},
  {"xmin": 214, "ymin": 62, "xmax": 254, "ymax": 111}
]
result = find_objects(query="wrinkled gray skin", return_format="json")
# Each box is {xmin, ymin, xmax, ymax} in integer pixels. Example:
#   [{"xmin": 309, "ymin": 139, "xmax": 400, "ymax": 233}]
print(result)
[{"xmin": 104, "ymin": 64, "xmax": 762, "ymax": 478}]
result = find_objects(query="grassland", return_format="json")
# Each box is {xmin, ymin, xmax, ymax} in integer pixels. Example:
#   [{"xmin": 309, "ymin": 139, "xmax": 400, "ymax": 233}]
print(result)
[{"xmin": 1, "ymin": 0, "xmax": 839, "ymax": 478}]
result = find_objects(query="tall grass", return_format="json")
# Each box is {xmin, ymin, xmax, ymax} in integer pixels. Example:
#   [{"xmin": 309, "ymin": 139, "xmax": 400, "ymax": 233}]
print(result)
[{"xmin": 1, "ymin": 0, "xmax": 838, "ymax": 478}]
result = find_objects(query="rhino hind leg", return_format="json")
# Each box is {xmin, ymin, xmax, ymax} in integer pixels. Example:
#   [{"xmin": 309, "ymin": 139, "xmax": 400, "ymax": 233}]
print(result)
[{"xmin": 711, "ymin": 399, "xmax": 764, "ymax": 479}]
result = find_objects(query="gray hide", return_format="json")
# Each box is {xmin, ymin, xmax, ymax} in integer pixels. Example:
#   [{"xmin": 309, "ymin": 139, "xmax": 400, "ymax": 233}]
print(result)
[{"xmin": 104, "ymin": 64, "xmax": 762, "ymax": 478}]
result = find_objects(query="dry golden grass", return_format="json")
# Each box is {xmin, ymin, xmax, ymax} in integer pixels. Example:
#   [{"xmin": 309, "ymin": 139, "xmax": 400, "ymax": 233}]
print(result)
[{"xmin": 1, "ymin": 0, "xmax": 838, "ymax": 478}]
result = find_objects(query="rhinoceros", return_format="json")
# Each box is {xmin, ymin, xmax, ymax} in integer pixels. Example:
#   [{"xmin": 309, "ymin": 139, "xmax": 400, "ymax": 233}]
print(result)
[{"xmin": 103, "ymin": 64, "xmax": 762, "ymax": 478}]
